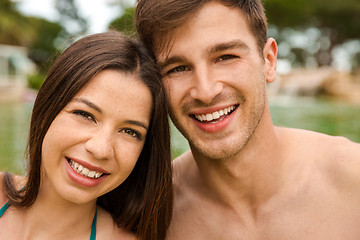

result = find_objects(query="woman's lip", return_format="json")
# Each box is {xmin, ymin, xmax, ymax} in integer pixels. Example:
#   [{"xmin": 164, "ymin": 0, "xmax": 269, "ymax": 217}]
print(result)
[
  {"xmin": 65, "ymin": 160, "xmax": 108, "ymax": 188},
  {"xmin": 65, "ymin": 156, "xmax": 109, "ymax": 174}
]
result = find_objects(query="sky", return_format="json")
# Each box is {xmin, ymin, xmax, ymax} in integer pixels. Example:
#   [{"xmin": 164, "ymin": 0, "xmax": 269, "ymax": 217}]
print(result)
[{"xmin": 17, "ymin": 0, "xmax": 136, "ymax": 33}]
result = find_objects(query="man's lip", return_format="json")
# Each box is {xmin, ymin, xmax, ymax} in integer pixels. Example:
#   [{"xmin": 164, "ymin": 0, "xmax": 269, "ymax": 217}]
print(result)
[
  {"xmin": 65, "ymin": 157, "xmax": 109, "ymax": 174},
  {"xmin": 189, "ymin": 104, "xmax": 237, "ymax": 116},
  {"xmin": 191, "ymin": 106, "xmax": 237, "ymax": 133}
]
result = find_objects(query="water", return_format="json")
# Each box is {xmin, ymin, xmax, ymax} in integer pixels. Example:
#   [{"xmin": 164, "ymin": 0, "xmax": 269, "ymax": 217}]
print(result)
[
  {"xmin": 0, "ymin": 101, "xmax": 32, "ymax": 174},
  {"xmin": 1, "ymin": 97, "xmax": 359, "ymax": 174},
  {"xmin": 269, "ymin": 96, "xmax": 360, "ymax": 143}
]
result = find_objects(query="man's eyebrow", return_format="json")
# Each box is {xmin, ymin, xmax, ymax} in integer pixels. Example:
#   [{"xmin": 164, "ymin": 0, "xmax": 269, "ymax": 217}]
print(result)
[
  {"xmin": 158, "ymin": 56, "xmax": 185, "ymax": 71},
  {"xmin": 207, "ymin": 40, "xmax": 251, "ymax": 55},
  {"xmin": 73, "ymin": 97, "xmax": 102, "ymax": 113},
  {"xmin": 158, "ymin": 40, "xmax": 250, "ymax": 71},
  {"xmin": 124, "ymin": 120, "xmax": 149, "ymax": 130}
]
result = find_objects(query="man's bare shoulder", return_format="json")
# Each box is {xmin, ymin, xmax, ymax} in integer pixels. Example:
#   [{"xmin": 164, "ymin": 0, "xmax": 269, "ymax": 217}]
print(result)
[
  {"xmin": 278, "ymin": 127, "xmax": 360, "ymax": 190},
  {"xmin": 172, "ymin": 149, "xmax": 208, "ymax": 200},
  {"xmin": 169, "ymin": 152, "xmax": 216, "ymax": 240},
  {"xmin": 320, "ymin": 134, "xmax": 360, "ymax": 192},
  {"xmin": 172, "ymin": 150, "xmax": 196, "ymax": 182},
  {"xmin": 277, "ymin": 126, "xmax": 359, "ymax": 154}
]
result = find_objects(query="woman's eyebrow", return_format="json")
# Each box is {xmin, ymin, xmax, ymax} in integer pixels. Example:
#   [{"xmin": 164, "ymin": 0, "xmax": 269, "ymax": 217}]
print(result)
[
  {"xmin": 73, "ymin": 97, "xmax": 102, "ymax": 113},
  {"xmin": 124, "ymin": 120, "xmax": 149, "ymax": 130},
  {"xmin": 73, "ymin": 97, "xmax": 148, "ymax": 130}
]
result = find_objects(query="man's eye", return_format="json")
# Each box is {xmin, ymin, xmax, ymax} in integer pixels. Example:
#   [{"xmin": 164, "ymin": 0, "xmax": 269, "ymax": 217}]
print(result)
[
  {"xmin": 120, "ymin": 128, "xmax": 142, "ymax": 140},
  {"xmin": 73, "ymin": 110, "xmax": 96, "ymax": 122},
  {"xmin": 217, "ymin": 54, "xmax": 238, "ymax": 62},
  {"xmin": 167, "ymin": 65, "xmax": 189, "ymax": 74}
]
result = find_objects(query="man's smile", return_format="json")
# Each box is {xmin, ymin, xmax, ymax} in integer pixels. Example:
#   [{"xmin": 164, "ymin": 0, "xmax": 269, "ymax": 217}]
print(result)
[{"xmin": 192, "ymin": 105, "xmax": 239, "ymax": 124}]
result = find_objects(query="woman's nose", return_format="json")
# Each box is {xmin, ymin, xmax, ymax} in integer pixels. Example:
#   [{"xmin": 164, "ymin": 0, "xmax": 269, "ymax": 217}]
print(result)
[{"xmin": 85, "ymin": 130, "xmax": 114, "ymax": 160}]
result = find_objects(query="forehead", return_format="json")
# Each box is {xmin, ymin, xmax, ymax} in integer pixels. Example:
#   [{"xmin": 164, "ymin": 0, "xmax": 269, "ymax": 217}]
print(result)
[
  {"xmin": 76, "ymin": 70, "xmax": 153, "ymax": 116},
  {"xmin": 155, "ymin": 1, "xmax": 254, "ymax": 59}
]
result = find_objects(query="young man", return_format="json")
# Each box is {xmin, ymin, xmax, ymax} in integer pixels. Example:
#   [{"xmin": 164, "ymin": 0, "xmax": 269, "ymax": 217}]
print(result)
[{"xmin": 136, "ymin": 0, "xmax": 360, "ymax": 239}]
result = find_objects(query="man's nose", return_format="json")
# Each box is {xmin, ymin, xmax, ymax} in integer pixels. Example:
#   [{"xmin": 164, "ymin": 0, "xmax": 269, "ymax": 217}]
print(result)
[{"xmin": 189, "ymin": 65, "xmax": 223, "ymax": 104}]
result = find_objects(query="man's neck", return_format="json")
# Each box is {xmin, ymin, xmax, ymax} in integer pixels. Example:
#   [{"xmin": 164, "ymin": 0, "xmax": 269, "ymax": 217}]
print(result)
[{"xmin": 191, "ymin": 112, "xmax": 285, "ymax": 212}]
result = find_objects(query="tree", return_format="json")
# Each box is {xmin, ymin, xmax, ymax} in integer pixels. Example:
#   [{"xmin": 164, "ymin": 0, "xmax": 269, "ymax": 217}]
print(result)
[
  {"xmin": 108, "ymin": 7, "xmax": 136, "ymax": 37},
  {"xmin": 27, "ymin": 17, "xmax": 64, "ymax": 73},
  {"xmin": 264, "ymin": 0, "xmax": 360, "ymax": 68},
  {"xmin": 55, "ymin": 0, "xmax": 88, "ymax": 37},
  {"xmin": 0, "ymin": 0, "xmax": 35, "ymax": 46}
]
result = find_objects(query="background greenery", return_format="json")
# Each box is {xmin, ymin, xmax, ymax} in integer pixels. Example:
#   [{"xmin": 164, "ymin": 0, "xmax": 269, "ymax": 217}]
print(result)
[{"xmin": 1, "ymin": 0, "xmax": 360, "ymax": 83}]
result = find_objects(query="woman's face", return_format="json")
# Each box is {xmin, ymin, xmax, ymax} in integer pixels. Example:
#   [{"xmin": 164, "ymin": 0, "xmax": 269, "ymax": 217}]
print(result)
[{"xmin": 41, "ymin": 69, "xmax": 153, "ymax": 204}]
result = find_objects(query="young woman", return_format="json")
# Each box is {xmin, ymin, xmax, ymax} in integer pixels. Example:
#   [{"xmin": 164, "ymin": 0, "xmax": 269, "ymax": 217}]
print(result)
[{"xmin": 0, "ymin": 31, "xmax": 173, "ymax": 240}]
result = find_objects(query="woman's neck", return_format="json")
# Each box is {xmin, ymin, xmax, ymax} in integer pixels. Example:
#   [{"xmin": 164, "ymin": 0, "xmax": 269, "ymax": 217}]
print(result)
[{"xmin": 20, "ymin": 185, "xmax": 97, "ymax": 240}]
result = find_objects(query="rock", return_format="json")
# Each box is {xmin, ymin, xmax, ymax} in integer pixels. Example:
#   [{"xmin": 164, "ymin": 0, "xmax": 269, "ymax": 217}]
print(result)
[{"xmin": 268, "ymin": 67, "xmax": 360, "ymax": 105}]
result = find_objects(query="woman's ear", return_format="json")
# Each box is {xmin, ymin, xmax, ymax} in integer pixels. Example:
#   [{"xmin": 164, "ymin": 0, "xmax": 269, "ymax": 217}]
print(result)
[{"xmin": 263, "ymin": 38, "xmax": 278, "ymax": 83}]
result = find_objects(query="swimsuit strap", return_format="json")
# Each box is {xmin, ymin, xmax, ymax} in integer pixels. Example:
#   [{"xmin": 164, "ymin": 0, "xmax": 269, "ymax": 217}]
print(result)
[
  {"xmin": 0, "ymin": 201, "xmax": 97, "ymax": 240},
  {"xmin": 90, "ymin": 208, "xmax": 97, "ymax": 240},
  {"xmin": 0, "ymin": 201, "xmax": 10, "ymax": 217}
]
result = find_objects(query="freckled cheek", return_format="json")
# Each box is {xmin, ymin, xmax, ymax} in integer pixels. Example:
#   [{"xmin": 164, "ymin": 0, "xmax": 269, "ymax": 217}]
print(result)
[
  {"xmin": 42, "ymin": 124, "xmax": 67, "ymax": 157},
  {"xmin": 113, "ymin": 141, "xmax": 145, "ymax": 170}
]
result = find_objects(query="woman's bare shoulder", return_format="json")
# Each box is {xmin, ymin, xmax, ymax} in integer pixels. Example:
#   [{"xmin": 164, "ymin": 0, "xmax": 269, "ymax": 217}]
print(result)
[
  {"xmin": 0, "ymin": 172, "xmax": 5, "ymax": 205},
  {"xmin": 0, "ymin": 172, "xmax": 27, "ymax": 205},
  {"xmin": 96, "ymin": 207, "xmax": 137, "ymax": 240}
]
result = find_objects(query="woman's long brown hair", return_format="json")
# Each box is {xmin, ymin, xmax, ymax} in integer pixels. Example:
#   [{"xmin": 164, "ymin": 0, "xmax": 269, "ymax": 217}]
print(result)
[{"xmin": 3, "ymin": 31, "xmax": 173, "ymax": 240}]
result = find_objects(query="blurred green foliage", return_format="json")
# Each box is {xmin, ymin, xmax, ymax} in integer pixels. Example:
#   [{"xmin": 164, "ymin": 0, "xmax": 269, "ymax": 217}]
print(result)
[
  {"xmin": 109, "ymin": 7, "xmax": 136, "ymax": 38},
  {"xmin": 55, "ymin": 0, "xmax": 88, "ymax": 37},
  {"xmin": 0, "ymin": 0, "xmax": 86, "ymax": 90},
  {"xmin": 27, "ymin": 73, "xmax": 46, "ymax": 90},
  {"xmin": 265, "ymin": 0, "xmax": 360, "ymax": 67},
  {"xmin": 265, "ymin": 0, "xmax": 360, "ymax": 38}
]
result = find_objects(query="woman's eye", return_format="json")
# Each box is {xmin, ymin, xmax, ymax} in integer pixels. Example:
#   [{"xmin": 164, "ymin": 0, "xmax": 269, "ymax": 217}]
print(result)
[
  {"xmin": 121, "ymin": 128, "xmax": 142, "ymax": 140},
  {"xmin": 73, "ymin": 110, "xmax": 96, "ymax": 122},
  {"xmin": 217, "ymin": 54, "xmax": 238, "ymax": 62}
]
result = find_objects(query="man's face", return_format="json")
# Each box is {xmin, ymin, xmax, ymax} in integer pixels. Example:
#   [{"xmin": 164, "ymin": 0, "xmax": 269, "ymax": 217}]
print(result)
[{"xmin": 157, "ymin": 1, "xmax": 277, "ymax": 161}]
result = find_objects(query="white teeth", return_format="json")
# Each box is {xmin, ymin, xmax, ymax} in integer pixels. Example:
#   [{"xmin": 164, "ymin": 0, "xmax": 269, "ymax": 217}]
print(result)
[
  {"xmin": 81, "ymin": 168, "xmax": 89, "ymax": 175},
  {"xmin": 212, "ymin": 111, "xmax": 220, "ymax": 119},
  {"xmin": 88, "ymin": 171, "xmax": 96, "ymax": 178},
  {"xmin": 205, "ymin": 113, "xmax": 213, "ymax": 121},
  {"xmin": 69, "ymin": 160, "xmax": 103, "ymax": 179},
  {"xmin": 194, "ymin": 105, "xmax": 237, "ymax": 122}
]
